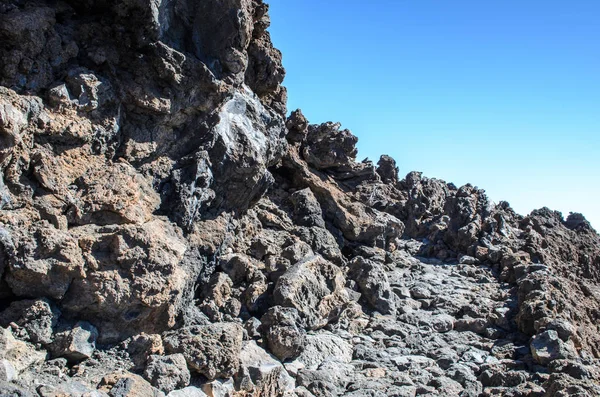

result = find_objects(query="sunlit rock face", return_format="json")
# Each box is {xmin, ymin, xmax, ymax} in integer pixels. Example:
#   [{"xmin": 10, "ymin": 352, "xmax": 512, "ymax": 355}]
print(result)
[{"xmin": 0, "ymin": 0, "xmax": 599, "ymax": 396}]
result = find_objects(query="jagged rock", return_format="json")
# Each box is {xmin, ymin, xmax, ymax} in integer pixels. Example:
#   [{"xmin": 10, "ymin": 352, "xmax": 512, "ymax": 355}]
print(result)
[
  {"xmin": 144, "ymin": 354, "xmax": 190, "ymax": 394},
  {"xmin": 163, "ymin": 323, "xmax": 243, "ymax": 380},
  {"xmin": 530, "ymin": 330, "xmax": 576, "ymax": 366},
  {"xmin": 260, "ymin": 306, "xmax": 306, "ymax": 361},
  {"xmin": 0, "ymin": 359, "xmax": 16, "ymax": 382},
  {"xmin": 290, "ymin": 188, "xmax": 326, "ymax": 228},
  {"xmin": 199, "ymin": 272, "xmax": 239, "ymax": 320},
  {"xmin": 218, "ymin": 253, "xmax": 256, "ymax": 284},
  {"xmin": 98, "ymin": 372, "xmax": 163, "ymax": 397},
  {"xmin": 287, "ymin": 331, "xmax": 353, "ymax": 372},
  {"xmin": 68, "ymin": 162, "xmax": 161, "ymax": 226},
  {"xmin": 4, "ymin": 223, "xmax": 85, "ymax": 300},
  {"xmin": 235, "ymin": 341, "xmax": 295, "ymax": 396},
  {"xmin": 348, "ymin": 256, "xmax": 396, "ymax": 315},
  {"xmin": 286, "ymin": 109, "xmax": 308, "ymax": 143},
  {"xmin": 301, "ymin": 122, "xmax": 358, "ymax": 170},
  {"xmin": 0, "ymin": 327, "xmax": 46, "ymax": 374},
  {"xmin": 126, "ymin": 333, "xmax": 164, "ymax": 371},
  {"xmin": 50, "ymin": 321, "xmax": 98, "ymax": 362},
  {"xmin": 542, "ymin": 373, "xmax": 600, "ymax": 397},
  {"xmin": 0, "ymin": 0, "xmax": 599, "ymax": 394},
  {"xmin": 200, "ymin": 380, "xmax": 235, "ymax": 397},
  {"xmin": 167, "ymin": 387, "xmax": 208, "ymax": 397},
  {"xmin": 60, "ymin": 219, "xmax": 189, "ymax": 343},
  {"xmin": 376, "ymin": 155, "xmax": 399, "ymax": 184},
  {"xmin": 37, "ymin": 380, "xmax": 109, "ymax": 397},
  {"xmin": 0, "ymin": 381, "xmax": 34, "ymax": 397},
  {"xmin": 207, "ymin": 88, "xmax": 287, "ymax": 214},
  {"xmin": 0, "ymin": 298, "xmax": 60, "ymax": 345},
  {"xmin": 273, "ymin": 255, "xmax": 349, "ymax": 330},
  {"xmin": 296, "ymin": 360, "xmax": 354, "ymax": 397}
]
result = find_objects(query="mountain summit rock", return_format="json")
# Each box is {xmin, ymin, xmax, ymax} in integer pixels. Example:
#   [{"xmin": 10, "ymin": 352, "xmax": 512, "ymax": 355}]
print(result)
[{"xmin": 0, "ymin": 1, "xmax": 599, "ymax": 395}]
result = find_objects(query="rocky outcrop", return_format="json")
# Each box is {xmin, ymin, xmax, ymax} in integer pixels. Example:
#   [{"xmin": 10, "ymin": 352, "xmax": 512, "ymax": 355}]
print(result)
[{"xmin": 1, "ymin": 0, "xmax": 599, "ymax": 396}]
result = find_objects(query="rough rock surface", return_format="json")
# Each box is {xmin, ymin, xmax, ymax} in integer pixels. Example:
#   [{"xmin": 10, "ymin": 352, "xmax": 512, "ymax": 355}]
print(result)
[{"xmin": 0, "ymin": 0, "xmax": 599, "ymax": 396}]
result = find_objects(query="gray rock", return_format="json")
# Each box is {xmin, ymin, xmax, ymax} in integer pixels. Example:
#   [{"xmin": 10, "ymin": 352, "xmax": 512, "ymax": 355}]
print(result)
[
  {"xmin": 410, "ymin": 284, "xmax": 432, "ymax": 300},
  {"xmin": 288, "ymin": 331, "xmax": 353, "ymax": 372},
  {"xmin": 273, "ymin": 256, "xmax": 348, "ymax": 330},
  {"xmin": 290, "ymin": 188, "xmax": 326, "ymax": 228},
  {"xmin": 431, "ymin": 314, "xmax": 455, "ymax": 333},
  {"xmin": 376, "ymin": 155, "xmax": 399, "ymax": 184},
  {"xmin": 200, "ymin": 379, "xmax": 235, "ymax": 397},
  {"xmin": 348, "ymin": 257, "xmax": 396, "ymax": 315},
  {"xmin": 260, "ymin": 306, "xmax": 306, "ymax": 361},
  {"xmin": 163, "ymin": 323, "xmax": 243, "ymax": 380},
  {"xmin": 144, "ymin": 354, "xmax": 190, "ymax": 393},
  {"xmin": 530, "ymin": 330, "xmax": 575, "ymax": 366},
  {"xmin": 167, "ymin": 387, "xmax": 207, "ymax": 397},
  {"xmin": 0, "ymin": 298, "xmax": 60, "ymax": 345},
  {"xmin": 235, "ymin": 341, "xmax": 295, "ymax": 396},
  {"xmin": 127, "ymin": 333, "xmax": 164, "ymax": 371},
  {"xmin": 0, "ymin": 327, "xmax": 46, "ymax": 374},
  {"xmin": 0, "ymin": 381, "xmax": 34, "ymax": 397},
  {"xmin": 0, "ymin": 359, "xmax": 16, "ymax": 382},
  {"xmin": 51, "ymin": 321, "xmax": 98, "ymax": 362},
  {"xmin": 286, "ymin": 109, "xmax": 309, "ymax": 143},
  {"xmin": 302, "ymin": 122, "xmax": 358, "ymax": 170},
  {"xmin": 297, "ymin": 361, "xmax": 352, "ymax": 397},
  {"xmin": 243, "ymin": 317, "xmax": 262, "ymax": 339}
]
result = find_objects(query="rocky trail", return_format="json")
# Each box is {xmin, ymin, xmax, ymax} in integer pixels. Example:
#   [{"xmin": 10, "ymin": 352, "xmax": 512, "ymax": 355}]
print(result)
[{"xmin": 1, "ymin": 0, "xmax": 600, "ymax": 396}]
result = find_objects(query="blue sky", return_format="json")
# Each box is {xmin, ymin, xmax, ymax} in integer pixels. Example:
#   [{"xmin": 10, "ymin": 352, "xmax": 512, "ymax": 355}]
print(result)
[{"xmin": 268, "ymin": 0, "xmax": 600, "ymax": 230}]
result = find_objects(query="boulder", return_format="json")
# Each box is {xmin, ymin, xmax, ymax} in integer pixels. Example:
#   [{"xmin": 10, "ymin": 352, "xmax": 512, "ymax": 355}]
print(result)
[
  {"xmin": 348, "ymin": 256, "xmax": 396, "ymax": 315},
  {"xmin": 144, "ymin": 354, "xmax": 190, "ymax": 394},
  {"xmin": 287, "ymin": 331, "xmax": 353, "ymax": 372},
  {"xmin": 50, "ymin": 321, "xmax": 98, "ymax": 362},
  {"xmin": 260, "ymin": 306, "xmax": 306, "ymax": 361},
  {"xmin": 302, "ymin": 122, "xmax": 358, "ymax": 170},
  {"xmin": 98, "ymin": 372, "xmax": 163, "ymax": 397},
  {"xmin": 290, "ymin": 188, "xmax": 326, "ymax": 228},
  {"xmin": 376, "ymin": 155, "xmax": 399, "ymax": 184},
  {"xmin": 273, "ymin": 255, "xmax": 348, "ymax": 330},
  {"xmin": 167, "ymin": 387, "xmax": 208, "ymax": 397},
  {"xmin": 0, "ymin": 327, "xmax": 46, "ymax": 374},
  {"xmin": 163, "ymin": 323, "xmax": 243, "ymax": 380},
  {"xmin": 530, "ymin": 330, "xmax": 575, "ymax": 366},
  {"xmin": 61, "ymin": 219, "xmax": 189, "ymax": 343},
  {"xmin": 4, "ymin": 223, "xmax": 85, "ymax": 300},
  {"xmin": 0, "ymin": 298, "xmax": 60, "ymax": 345},
  {"xmin": 235, "ymin": 341, "xmax": 295, "ymax": 396},
  {"xmin": 286, "ymin": 109, "xmax": 308, "ymax": 143},
  {"xmin": 0, "ymin": 359, "xmax": 16, "ymax": 382},
  {"xmin": 126, "ymin": 333, "xmax": 164, "ymax": 371}
]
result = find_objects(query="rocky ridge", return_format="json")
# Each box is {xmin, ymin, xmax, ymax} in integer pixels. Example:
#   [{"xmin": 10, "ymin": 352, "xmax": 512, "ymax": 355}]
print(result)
[{"xmin": 1, "ymin": 0, "xmax": 599, "ymax": 396}]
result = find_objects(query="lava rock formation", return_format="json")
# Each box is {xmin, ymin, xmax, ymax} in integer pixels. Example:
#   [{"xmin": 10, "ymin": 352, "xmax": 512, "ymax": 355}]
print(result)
[{"xmin": 0, "ymin": 1, "xmax": 599, "ymax": 396}]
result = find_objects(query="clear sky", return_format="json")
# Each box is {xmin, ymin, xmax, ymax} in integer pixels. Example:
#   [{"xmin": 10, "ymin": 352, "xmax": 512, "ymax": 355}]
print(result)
[{"xmin": 267, "ymin": 0, "xmax": 600, "ymax": 231}]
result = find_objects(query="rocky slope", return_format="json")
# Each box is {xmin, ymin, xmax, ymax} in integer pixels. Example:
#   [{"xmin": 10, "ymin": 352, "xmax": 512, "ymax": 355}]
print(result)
[{"xmin": 0, "ymin": 1, "xmax": 599, "ymax": 396}]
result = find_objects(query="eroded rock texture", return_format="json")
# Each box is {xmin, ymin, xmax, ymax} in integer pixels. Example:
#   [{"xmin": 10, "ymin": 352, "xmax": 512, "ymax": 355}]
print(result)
[{"xmin": 1, "ymin": 1, "xmax": 599, "ymax": 396}]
